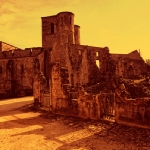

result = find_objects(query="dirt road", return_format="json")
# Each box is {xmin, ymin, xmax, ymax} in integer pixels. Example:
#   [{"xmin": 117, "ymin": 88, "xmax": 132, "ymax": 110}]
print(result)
[{"xmin": 0, "ymin": 97, "xmax": 150, "ymax": 150}]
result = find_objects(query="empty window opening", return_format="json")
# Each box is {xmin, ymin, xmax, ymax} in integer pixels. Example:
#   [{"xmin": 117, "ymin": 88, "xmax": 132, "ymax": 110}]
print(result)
[
  {"xmin": 0, "ymin": 66, "xmax": 2, "ymax": 74},
  {"xmin": 50, "ymin": 23, "xmax": 54, "ymax": 34},
  {"xmin": 96, "ymin": 60, "xmax": 100, "ymax": 68},
  {"xmin": 96, "ymin": 52, "xmax": 99, "ymax": 57}
]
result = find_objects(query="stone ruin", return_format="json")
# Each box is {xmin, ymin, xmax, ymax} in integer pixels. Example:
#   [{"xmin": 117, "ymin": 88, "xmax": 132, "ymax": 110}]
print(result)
[
  {"xmin": 37, "ymin": 62, "xmax": 150, "ymax": 129},
  {"xmin": 0, "ymin": 11, "xmax": 150, "ymax": 129}
]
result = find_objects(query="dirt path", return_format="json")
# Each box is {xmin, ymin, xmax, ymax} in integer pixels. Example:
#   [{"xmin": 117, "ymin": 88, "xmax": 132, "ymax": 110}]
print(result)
[{"xmin": 0, "ymin": 97, "xmax": 150, "ymax": 150}]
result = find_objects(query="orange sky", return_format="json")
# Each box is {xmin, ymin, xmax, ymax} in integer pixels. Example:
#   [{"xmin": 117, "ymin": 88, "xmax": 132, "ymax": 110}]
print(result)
[{"xmin": 0, "ymin": 0, "xmax": 150, "ymax": 60}]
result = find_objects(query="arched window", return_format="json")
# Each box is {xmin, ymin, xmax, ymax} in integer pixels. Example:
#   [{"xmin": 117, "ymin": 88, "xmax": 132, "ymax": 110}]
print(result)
[
  {"xmin": 0, "ymin": 66, "xmax": 2, "ymax": 74},
  {"xmin": 50, "ymin": 23, "xmax": 54, "ymax": 34}
]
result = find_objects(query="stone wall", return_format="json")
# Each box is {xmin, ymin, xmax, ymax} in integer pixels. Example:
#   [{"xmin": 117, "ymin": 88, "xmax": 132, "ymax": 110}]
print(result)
[
  {"xmin": 111, "ymin": 50, "xmax": 147, "ymax": 79},
  {"xmin": 115, "ymin": 98, "xmax": 150, "ymax": 129},
  {"xmin": 0, "ymin": 57, "xmax": 35, "ymax": 98},
  {"xmin": 33, "ymin": 11, "xmax": 150, "ymax": 130},
  {"xmin": 42, "ymin": 12, "xmax": 75, "ymax": 48},
  {"xmin": 0, "ymin": 59, "xmax": 11, "ymax": 98},
  {"xmin": 119, "ymin": 58, "xmax": 146, "ymax": 79},
  {"xmin": 0, "ymin": 48, "xmax": 45, "ymax": 99},
  {"xmin": 0, "ymin": 47, "xmax": 43, "ymax": 59},
  {"xmin": 77, "ymin": 89, "xmax": 100, "ymax": 119},
  {"xmin": 50, "ymin": 63, "xmax": 69, "ymax": 111},
  {"xmin": 67, "ymin": 45, "xmax": 110, "ymax": 86}
]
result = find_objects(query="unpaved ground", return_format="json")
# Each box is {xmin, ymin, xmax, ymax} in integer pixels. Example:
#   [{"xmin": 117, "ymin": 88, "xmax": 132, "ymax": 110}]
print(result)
[{"xmin": 0, "ymin": 97, "xmax": 150, "ymax": 150}]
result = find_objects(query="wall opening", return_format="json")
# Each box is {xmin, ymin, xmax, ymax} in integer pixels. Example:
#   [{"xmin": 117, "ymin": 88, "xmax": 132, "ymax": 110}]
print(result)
[
  {"xmin": 0, "ymin": 66, "xmax": 2, "ymax": 74},
  {"xmin": 50, "ymin": 23, "xmax": 54, "ymax": 34},
  {"xmin": 96, "ymin": 52, "xmax": 99, "ymax": 57},
  {"xmin": 96, "ymin": 60, "xmax": 100, "ymax": 68}
]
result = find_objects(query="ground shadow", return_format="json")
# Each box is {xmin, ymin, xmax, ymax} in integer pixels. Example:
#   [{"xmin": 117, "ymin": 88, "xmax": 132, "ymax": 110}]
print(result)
[{"xmin": 0, "ymin": 98, "xmax": 150, "ymax": 149}]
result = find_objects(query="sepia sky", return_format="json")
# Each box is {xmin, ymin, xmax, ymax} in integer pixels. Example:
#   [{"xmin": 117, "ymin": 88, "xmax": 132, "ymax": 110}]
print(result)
[{"xmin": 0, "ymin": 0, "xmax": 150, "ymax": 60}]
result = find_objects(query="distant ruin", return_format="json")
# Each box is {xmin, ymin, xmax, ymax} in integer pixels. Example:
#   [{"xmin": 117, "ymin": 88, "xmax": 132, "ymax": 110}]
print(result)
[{"xmin": 0, "ymin": 12, "xmax": 150, "ymax": 129}]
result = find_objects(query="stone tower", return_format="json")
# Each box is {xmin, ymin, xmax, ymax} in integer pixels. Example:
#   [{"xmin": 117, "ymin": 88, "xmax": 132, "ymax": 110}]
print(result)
[
  {"xmin": 74, "ymin": 25, "xmax": 80, "ymax": 45},
  {"xmin": 42, "ymin": 12, "xmax": 75, "ymax": 48},
  {"xmin": 41, "ymin": 11, "xmax": 80, "ymax": 65}
]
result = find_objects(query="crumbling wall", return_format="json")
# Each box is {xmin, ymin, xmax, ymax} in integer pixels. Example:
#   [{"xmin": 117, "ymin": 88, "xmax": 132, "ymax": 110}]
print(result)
[
  {"xmin": 37, "ymin": 50, "xmax": 45, "ymax": 74},
  {"xmin": 0, "ymin": 57, "xmax": 35, "ymax": 99},
  {"xmin": 87, "ymin": 46, "xmax": 110, "ymax": 85},
  {"xmin": 109, "ymin": 75, "xmax": 150, "ymax": 129},
  {"xmin": 111, "ymin": 50, "xmax": 147, "ymax": 79},
  {"xmin": 115, "ymin": 98, "xmax": 150, "ymax": 129},
  {"xmin": 67, "ymin": 45, "xmax": 86, "ymax": 87},
  {"xmin": 66, "ymin": 45, "xmax": 110, "ymax": 88},
  {"xmin": 78, "ymin": 88, "xmax": 99, "ymax": 119},
  {"xmin": 116, "ymin": 58, "xmax": 146, "ymax": 79},
  {"xmin": 77, "ymin": 87, "xmax": 115, "ymax": 120},
  {"xmin": 50, "ymin": 63, "xmax": 69, "ymax": 112},
  {"xmin": 13, "ymin": 57, "xmax": 34, "ymax": 97},
  {"xmin": 9, "ymin": 57, "xmax": 34, "ymax": 97},
  {"xmin": 0, "ymin": 59, "xmax": 11, "ymax": 98},
  {"xmin": 0, "ymin": 47, "xmax": 43, "ymax": 59},
  {"xmin": 0, "ymin": 47, "xmax": 46, "ymax": 99},
  {"xmin": 33, "ymin": 71, "xmax": 47, "ymax": 107}
]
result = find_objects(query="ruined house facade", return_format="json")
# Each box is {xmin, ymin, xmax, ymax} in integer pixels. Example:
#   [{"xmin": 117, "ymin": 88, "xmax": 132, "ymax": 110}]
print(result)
[
  {"xmin": 0, "ymin": 46, "xmax": 49, "ymax": 98},
  {"xmin": 38, "ymin": 12, "xmax": 149, "ymax": 121},
  {"xmin": 0, "ymin": 12, "xmax": 147, "ymax": 99},
  {"xmin": 1, "ymin": 11, "xmax": 150, "ymax": 128},
  {"xmin": 111, "ymin": 50, "xmax": 147, "ymax": 79},
  {"xmin": 41, "ymin": 12, "xmax": 111, "ymax": 87}
]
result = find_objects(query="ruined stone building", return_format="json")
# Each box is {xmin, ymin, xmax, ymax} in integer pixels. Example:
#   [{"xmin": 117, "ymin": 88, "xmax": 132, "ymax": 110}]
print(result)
[
  {"xmin": 111, "ymin": 50, "xmax": 147, "ymax": 79},
  {"xmin": 0, "ymin": 46, "xmax": 46, "ymax": 98},
  {"xmin": 1, "ymin": 11, "xmax": 150, "ymax": 129},
  {"xmin": 41, "ymin": 12, "xmax": 111, "ymax": 86},
  {"xmin": 0, "ymin": 11, "xmax": 147, "ymax": 99}
]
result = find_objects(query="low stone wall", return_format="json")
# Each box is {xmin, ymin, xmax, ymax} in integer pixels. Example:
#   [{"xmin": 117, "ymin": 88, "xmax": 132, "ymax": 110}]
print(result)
[
  {"xmin": 40, "ymin": 93, "xmax": 50, "ymax": 108},
  {"xmin": 115, "ymin": 98, "xmax": 150, "ymax": 129},
  {"xmin": 78, "ymin": 99, "xmax": 100, "ymax": 120}
]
